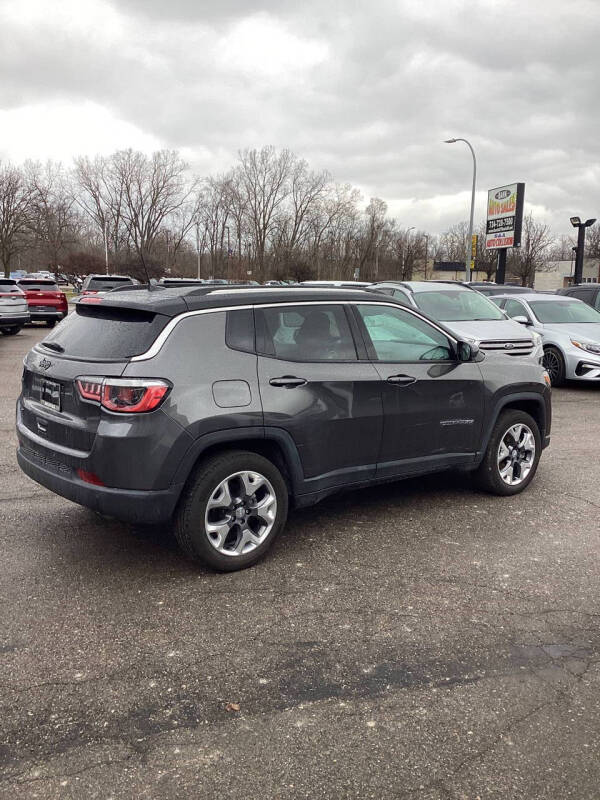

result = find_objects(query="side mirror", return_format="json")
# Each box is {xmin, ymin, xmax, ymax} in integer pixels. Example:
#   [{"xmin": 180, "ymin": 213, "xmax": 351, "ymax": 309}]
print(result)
[
  {"xmin": 457, "ymin": 341, "xmax": 481, "ymax": 362},
  {"xmin": 513, "ymin": 315, "xmax": 531, "ymax": 325}
]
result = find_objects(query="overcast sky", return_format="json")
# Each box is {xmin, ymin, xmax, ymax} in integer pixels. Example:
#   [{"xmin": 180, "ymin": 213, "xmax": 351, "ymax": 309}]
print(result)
[{"xmin": 0, "ymin": 0, "xmax": 598, "ymax": 236}]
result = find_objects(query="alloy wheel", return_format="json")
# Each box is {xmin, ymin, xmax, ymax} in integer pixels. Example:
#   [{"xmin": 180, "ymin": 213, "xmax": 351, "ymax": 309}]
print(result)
[
  {"xmin": 204, "ymin": 470, "xmax": 277, "ymax": 556},
  {"xmin": 543, "ymin": 349, "xmax": 561, "ymax": 383},
  {"xmin": 497, "ymin": 423, "xmax": 536, "ymax": 486}
]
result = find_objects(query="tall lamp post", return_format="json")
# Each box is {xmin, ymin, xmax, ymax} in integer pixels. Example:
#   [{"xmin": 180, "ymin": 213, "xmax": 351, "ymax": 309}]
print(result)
[
  {"xmin": 570, "ymin": 216, "xmax": 596, "ymax": 285},
  {"xmin": 444, "ymin": 137, "xmax": 477, "ymax": 281}
]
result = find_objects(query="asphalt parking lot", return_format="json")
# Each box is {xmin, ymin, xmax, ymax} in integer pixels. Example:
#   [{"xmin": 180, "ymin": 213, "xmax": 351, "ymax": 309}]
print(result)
[{"xmin": 1, "ymin": 326, "xmax": 600, "ymax": 800}]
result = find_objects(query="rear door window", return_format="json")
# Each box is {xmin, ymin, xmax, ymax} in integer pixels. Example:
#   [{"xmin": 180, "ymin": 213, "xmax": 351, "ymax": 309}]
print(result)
[
  {"xmin": 41, "ymin": 305, "xmax": 169, "ymax": 360},
  {"xmin": 256, "ymin": 304, "xmax": 357, "ymax": 361}
]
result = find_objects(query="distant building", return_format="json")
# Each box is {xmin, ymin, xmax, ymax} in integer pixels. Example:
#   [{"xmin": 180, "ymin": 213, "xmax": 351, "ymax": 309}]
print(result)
[{"xmin": 534, "ymin": 258, "xmax": 600, "ymax": 291}]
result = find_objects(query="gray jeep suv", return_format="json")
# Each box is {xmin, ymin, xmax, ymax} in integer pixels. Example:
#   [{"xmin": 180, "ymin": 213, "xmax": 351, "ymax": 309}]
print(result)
[{"xmin": 16, "ymin": 286, "xmax": 552, "ymax": 571}]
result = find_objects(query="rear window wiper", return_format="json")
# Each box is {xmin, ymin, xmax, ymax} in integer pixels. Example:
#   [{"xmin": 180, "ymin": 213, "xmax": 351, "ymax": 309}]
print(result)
[{"xmin": 41, "ymin": 342, "xmax": 65, "ymax": 353}]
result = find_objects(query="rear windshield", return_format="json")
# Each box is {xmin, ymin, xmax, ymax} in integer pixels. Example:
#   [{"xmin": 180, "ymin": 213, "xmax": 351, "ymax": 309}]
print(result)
[
  {"xmin": 18, "ymin": 280, "xmax": 59, "ymax": 291},
  {"xmin": 0, "ymin": 280, "xmax": 21, "ymax": 292},
  {"xmin": 86, "ymin": 277, "xmax": 133, "ymax": 291},
  {"xmin": 40, "ymin": 305, "xmax": 169, "ymax": 360}
]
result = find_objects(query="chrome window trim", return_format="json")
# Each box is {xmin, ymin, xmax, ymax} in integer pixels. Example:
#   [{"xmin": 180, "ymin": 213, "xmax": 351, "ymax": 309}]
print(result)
[{"xmin": 130, "ymin": 300, "xmax": 458, "ymax": 362}]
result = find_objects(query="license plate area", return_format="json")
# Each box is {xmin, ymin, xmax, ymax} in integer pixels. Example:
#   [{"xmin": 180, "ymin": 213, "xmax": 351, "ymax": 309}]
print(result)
[{"xmin": 31, "ymin": 375, "xmax": 61, "ymax": 411}]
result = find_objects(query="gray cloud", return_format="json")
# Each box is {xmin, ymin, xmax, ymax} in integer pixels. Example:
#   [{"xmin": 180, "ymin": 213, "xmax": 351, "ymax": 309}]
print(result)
[{"xmin": 0, "ymin": 0, "xmax": 598, "ymax": 235}]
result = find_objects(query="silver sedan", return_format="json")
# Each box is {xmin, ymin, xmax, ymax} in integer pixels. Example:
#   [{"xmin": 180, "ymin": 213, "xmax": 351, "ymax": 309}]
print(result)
[{"xmin": 491, "ymin": 293, "xmax": 600, "ymax": 386}]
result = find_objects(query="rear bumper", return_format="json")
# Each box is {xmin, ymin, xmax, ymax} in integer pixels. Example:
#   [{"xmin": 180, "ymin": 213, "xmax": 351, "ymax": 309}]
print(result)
[
  {"xmin": 28, "ymin": 309, "xmax": 67, "ymax": 322},
  {"xmin": 0, "ymin": 313, "xmax": 30, "ymax": 326},
  {"xmin": 17, "ymin": 445, "xmax": 183, "ymax": 524}
]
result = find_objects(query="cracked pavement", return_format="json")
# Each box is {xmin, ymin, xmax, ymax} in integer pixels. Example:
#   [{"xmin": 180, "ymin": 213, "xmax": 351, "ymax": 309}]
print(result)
[{"xmin": 1, "ymin": 327, "xmax": 600, "ymax": 799}]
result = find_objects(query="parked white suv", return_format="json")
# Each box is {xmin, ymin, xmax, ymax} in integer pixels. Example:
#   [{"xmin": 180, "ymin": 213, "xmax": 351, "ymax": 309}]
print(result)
[
  {"xmin": 0, "ymin": 278, "xmax": 29, "ymax": 335},
  {"xmin": 369, "ymin": 281, "xmax": 543, "ymax": 365}
]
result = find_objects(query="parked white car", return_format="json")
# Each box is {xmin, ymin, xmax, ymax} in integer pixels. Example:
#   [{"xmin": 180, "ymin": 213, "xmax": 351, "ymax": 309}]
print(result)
[
  {"xmin": 491, "ymin": 292, "xmax": 600, "ymax": 386},
  {"xmin": 0, "ymin": 278, "xmax": 30, "ymax": 335}
]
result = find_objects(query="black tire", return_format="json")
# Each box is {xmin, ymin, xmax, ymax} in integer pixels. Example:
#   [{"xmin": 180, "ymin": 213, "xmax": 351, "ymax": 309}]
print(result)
[
  {"xmin": 174, "ymin": 450, "xmax": 289, "ymax": 571},
  {"xmin": 474, "ymin": 409, "xmax": 541, "ymax": 496},
  {"xmin": 46, "ymin": 320, "xmax": 56, "ymax": 328},
  {"xmin": 0, "ymin": 326, "xmax": 21, "ymax": 336},
  {"xmin": 543, "ymin": 346, "xmax": 565, "ymax": 387}
]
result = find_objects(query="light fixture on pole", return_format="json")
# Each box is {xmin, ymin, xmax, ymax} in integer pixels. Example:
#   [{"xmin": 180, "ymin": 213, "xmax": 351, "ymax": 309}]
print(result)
[
  {"xmin": 570, "ymin": 216, "xmax": 597, "ymax": 284},
  {"xmin": 444, "ymin": 137, "xmax": 477, "ymax": 281}
]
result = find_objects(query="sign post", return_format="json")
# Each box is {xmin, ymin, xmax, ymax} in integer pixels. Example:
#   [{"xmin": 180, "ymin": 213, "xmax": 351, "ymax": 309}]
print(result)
[
  {"xmin": 471, "ymin": 234, "xmax": 478, "ymax": 275},
  {"xmin": 485, "ymin": 183, "xmax": 525, "ymax": 284}
]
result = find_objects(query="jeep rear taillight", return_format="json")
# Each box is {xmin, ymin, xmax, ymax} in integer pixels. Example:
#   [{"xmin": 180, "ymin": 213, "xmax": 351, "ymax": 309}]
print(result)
[
  {"xmin": 76, "ymin": 378, "xmax": 103, "ymax": 402},
  {"xmin": 76, "ymin": 377, "xmax": 170, "ymax": 413}
]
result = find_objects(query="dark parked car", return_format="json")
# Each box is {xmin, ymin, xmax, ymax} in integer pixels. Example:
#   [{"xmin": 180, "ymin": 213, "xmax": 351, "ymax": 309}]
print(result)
[
  {"xmin": 17, "ymin": 278, "xmax": 68, "ymax": 327},
  {"xmin": 17, "ymin": 287, "xmax": 551, "ymax": 571},
  {"xmin": 557, "ymin": 283, "xmax": 600, "ymax": 311},
  {"xmin": 80, "ymin": 274, "xmax": 136, "ymax": 296},
  {"xmin": 468, "ymin": 283, "xmax": 535, "ymax": 297}
]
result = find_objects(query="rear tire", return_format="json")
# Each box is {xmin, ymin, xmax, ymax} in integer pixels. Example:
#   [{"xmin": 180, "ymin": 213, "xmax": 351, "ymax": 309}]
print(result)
[
  {"xmin": 474, "ymin": 409, "xmax": 541, "ymax": 496},
  {"xmin": 543, "ymin": 346, "xmax": 565, "ymax": 386},
  {"xmin": 0, "ymin": 326, "xmax": 21, "ymax": 336},
  {"xmin": 175, "ymin": 450, "xmax": 289, "ymax": 571},
  {"xmin": 46, "ymin": 320, "xmax": 56, "ymax": 328}
]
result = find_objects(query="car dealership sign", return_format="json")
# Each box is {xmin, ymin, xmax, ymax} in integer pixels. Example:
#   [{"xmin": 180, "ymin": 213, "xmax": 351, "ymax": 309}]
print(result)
[{"xmin": 485, "ymin": 182, "xmax": 525, "ymax": 250}]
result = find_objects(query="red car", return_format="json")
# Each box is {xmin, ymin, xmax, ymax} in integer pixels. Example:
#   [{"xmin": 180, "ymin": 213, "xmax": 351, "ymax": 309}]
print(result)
[{"xmin": 17, "ymin": 278, "xmax": 68, "ymax": 327}]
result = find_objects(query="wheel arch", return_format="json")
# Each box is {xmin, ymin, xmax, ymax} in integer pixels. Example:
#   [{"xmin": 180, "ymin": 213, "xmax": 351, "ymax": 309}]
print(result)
[
  {"xmin": 477, "ymin": 392, "xmax": 548, "ymax": 464},
  {"xmin": 171, "ymin": 427, "xmax": 304, "ymax": 501}
]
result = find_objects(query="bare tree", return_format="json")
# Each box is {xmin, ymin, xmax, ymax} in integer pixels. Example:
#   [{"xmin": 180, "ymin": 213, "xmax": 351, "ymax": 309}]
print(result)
[
  {"xmin": 110, "ymin": 149, "xmax": 193, "ymax": 278},
  {"xmin": 237, "ymin": 147, "xmax": 293, "ymax": 276},
  {"xmin": 73, "ymin": 154, "xmax": 128, "ymax": 270},
  {"xmin": 439, "ymin": 221, "xmax": 469, "ymax": 263},
  {"xmin": 0, "ymin": 162, "xmax": 33, "ymax": 278},
  {"xmin": 26, "ymin": 161, "xmax": 79, "ymax": 275},
  {"xmin": 359, "ymin": 198, "xmax": 388, "ymax": 280},
  {"xmin": 586, "ymin": 223, "xmax": 600, "ymax": 260},
  {"xmin": 507, "ymin": 213, "xmax": 553, "ymax": 286},
  {"xmin": 474, "ymin": 221, "xmax": 497, "ymax": 280}
]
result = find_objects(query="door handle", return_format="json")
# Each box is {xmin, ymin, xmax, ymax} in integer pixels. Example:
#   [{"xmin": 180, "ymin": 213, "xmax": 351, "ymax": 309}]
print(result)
[
  {"xmin": 387, "ymin": 374, "xmax": 417, "ymax": 386},
  {"xmin": 269, "ymin": 376, "xmax": 307, "ymax": 388}
]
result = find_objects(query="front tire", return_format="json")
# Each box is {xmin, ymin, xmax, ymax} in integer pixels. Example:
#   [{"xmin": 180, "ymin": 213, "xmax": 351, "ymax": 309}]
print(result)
[
  {"xmin": 0, "ymin": 326, "xmax": 21, "ymax": 336},
  {"xmin": 175, "ymin": 450, "xmax": 289, "ymax": 571},
  {"xmin": 543, "ymin": 346, "xmax": 565, "ymax": 386},
  {"xmin": 474, "ymin": 410, "xmax": 541, "ymax": 496}
]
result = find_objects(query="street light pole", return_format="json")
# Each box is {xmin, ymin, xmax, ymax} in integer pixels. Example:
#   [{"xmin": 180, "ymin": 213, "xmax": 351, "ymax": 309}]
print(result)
[
  {"xmin": 444, "ymin": 138, "xmax": 477, "ymax": 282},
  {"xmin": 570, "ymin": 216, "xmax": 597, "ymax": 284},
  {"xmin": 104, "ymin": 220, "xmax": 109, "ymax": 275}
]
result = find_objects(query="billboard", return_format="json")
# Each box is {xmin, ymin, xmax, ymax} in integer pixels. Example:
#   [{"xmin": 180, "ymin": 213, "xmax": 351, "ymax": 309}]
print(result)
[{"xmin": 485, "ymin": 183, "xmax": 525, "ymax": 250}]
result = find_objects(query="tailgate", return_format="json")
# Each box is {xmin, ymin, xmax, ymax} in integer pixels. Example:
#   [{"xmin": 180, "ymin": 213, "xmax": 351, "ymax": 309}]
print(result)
[{"xmin": 20, "ymin": 350, "xmax": 127, "ymax": 453}]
